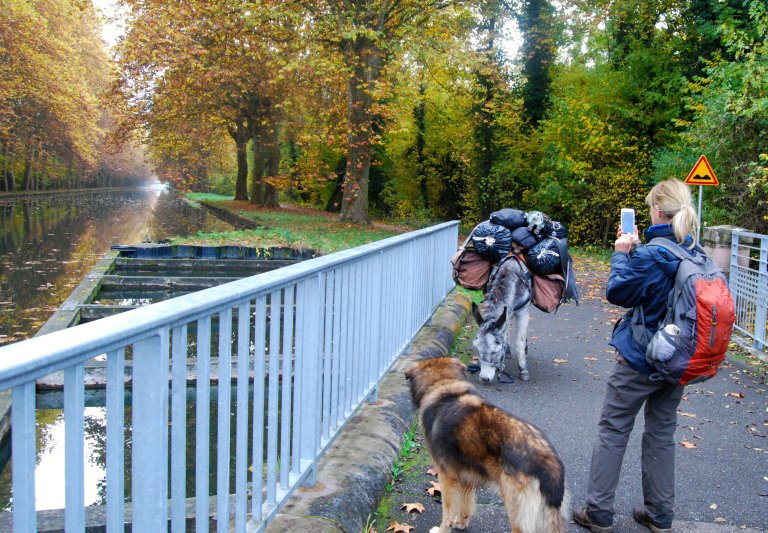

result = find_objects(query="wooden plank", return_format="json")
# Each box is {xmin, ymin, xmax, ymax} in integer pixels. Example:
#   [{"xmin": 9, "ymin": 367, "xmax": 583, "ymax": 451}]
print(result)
[
  {"xmin": 100, "ymin": 276, "xmax": 241, "ymax": 291},
  {"xmin": 35, "ymin": 251, "xmax": 118, "ymax": 336},
  {"xmin": 114, "ymin": 258, "xmax": 298, "ymax": 273}
]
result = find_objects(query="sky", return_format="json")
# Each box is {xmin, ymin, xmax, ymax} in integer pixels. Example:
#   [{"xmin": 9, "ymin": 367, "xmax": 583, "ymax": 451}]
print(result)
[{"xmin": 92, "ymin": 0, "xmax": 125, "ymax": 47}]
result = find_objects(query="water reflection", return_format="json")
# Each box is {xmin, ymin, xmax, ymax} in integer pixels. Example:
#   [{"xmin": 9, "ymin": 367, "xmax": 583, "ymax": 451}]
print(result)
[
  {"xmin": 0, "ymin": 385, "xmax": 267, "ymax": 511},
  {"xmin": 0, "ymin": 188, "xmax": 233, "ymax": 346}
]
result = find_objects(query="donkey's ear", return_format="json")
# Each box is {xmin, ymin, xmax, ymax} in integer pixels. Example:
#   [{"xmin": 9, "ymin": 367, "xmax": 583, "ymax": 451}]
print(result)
[
  {"xmin": 471, "ymin": 302, "xmax": 484, "ymax": 324},
  {"xmin": 492, "ymin": 307, "xmax": 507, "ymax": 330}
]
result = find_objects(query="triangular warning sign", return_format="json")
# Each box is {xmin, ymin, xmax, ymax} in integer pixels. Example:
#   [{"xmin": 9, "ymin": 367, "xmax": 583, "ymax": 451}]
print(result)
[{"xmin": 685, "ymin": 155, "xmax": 719, "ymax": 186}]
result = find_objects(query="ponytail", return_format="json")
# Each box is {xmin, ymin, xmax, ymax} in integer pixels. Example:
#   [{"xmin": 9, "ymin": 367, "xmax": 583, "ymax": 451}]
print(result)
[
  {"xmin": 646, "ymin": 179, "xmax": 698, "ymax": 247},
  {"xmin": 671, "ymin": 204, "xmax": 699, "ymax": 247}
]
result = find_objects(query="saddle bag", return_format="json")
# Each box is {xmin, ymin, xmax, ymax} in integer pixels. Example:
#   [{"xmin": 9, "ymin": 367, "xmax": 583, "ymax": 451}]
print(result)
[
  {"xmin": 531, "ymin": 273, "xmax": 565, "ymax": 313},
  {"xmin": 451, "ymin": 232, "xmax": 492, "ymax": 291}
]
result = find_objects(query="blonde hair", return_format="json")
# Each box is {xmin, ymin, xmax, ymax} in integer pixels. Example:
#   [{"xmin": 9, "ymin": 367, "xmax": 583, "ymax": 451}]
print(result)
[{"xmin": 645, "ymin": 179, "xmax": 699, "ymax": 247}]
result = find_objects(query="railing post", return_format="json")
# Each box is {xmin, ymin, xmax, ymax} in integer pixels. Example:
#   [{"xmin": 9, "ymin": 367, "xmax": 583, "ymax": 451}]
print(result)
[
  {"xmin": 12, "ymin": 382, "xmax": 35, "ymax": 533},
  {"xmin": 299, "ymin": 274, "xmax": 322, "ymax": 487},
  {"xmin": 131, "ymin": 333, "xmax": 169, "ymax": 531},
  {"xmin": 756, "ymin": 236, "xmax": 767, "ymax": 351},
  {"xmin": 64, "ymin": 363, "xmax": 85, "ymax": 531}
]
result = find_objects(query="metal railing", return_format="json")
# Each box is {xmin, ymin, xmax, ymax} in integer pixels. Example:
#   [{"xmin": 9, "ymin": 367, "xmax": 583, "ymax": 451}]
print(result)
[
  {"xmin": 0, "ymin": 221, "xmax": 459, "ymax": 532},
  {"xmin": 730, "ymin": 229, "xmax": 768, "ymax": 353}
]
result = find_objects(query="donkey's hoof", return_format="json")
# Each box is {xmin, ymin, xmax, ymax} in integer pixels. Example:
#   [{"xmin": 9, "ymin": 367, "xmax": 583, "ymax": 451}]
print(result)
[{"xmin": 520, "ymin": 370, "xmax": 530, "ymax": 382}]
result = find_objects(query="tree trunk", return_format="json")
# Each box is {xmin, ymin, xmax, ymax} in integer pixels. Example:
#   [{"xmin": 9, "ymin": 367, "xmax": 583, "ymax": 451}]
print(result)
[
  {"xmin": 39, "ymin": 152, "xmax": 48, "ymax": 191},
  {"xmin": 261, "ymin": 118, "xmax": 280, "ymax": 208},
  {"xmin": 340, "ymin": 39, "xmax": 381, "ymax": 225},
  {"xmin": 250, "ymin": 119, "xmax": 266, "ymax": 205},
  {"xmin": 1, "ymin": 140, "xmax": 9, "ymax": 192},
  {"xmin": 414, "ymin": 81, "xmax": 428, "ymax": 210},
  {"xmin": 231, "ymin": 120, "xmax": 249, "ymax": 201},
  {"xmin": 23, "ymin": 148, "xmax": 34, "ymax": 191},
  {"xmin": 520, "ymin": 0, "xmax": 555, "ymax": 127}
]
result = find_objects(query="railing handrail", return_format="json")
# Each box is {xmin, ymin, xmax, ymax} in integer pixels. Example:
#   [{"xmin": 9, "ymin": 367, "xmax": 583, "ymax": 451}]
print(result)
[
  {"xmin": 0, "ymin": 220, "xmax": 459, "ymax": 391},
  {"xmin": 732, "ymin": 229, "xmax": 766, "ymax": 240}
]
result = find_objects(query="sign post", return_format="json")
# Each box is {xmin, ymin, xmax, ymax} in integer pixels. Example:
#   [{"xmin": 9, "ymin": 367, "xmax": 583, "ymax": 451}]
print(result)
[{"xmin": 684, "ymin": 155, "xmax": 719, "ymax": 243}]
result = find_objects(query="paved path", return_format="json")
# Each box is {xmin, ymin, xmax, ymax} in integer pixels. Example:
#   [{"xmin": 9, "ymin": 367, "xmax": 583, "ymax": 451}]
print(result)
[{"xmin": 378, "ymin": 258, "xmax": 767, "ymax": 533}]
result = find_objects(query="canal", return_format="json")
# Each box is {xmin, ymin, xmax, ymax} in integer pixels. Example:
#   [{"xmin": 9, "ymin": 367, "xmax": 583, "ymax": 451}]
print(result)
[
  {"xmin": 0, "ymin": 186, "xmax": 234, "ymax": 347},
  {"xmin": 0, "ymin": 186, "xmax": 237, "ymax": 512}
]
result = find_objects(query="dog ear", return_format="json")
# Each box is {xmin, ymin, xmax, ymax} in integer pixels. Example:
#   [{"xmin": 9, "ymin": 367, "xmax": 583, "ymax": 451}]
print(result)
[{"xmin": 471, "ymin": 302, "xmax": 484, "ymax": 325}]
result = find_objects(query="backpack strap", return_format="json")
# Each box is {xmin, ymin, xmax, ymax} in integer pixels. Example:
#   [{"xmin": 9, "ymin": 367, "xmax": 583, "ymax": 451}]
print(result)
[
  {"xmin": 629, "ymin": 238, "xmax": 693, "ymax": 347},
  {"xmin": 647, "ymin": 237, "xmax": 705, "ymax": 264}
]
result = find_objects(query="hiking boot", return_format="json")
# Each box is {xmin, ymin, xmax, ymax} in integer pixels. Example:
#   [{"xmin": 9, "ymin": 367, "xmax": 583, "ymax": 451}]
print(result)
[
  {"xmin": 632, "ymin": 506, "xmax": 672, "ymax": 532},
  {"xmin": 572, "ymin": 506, "xmax": 614, "ymax": 533}
]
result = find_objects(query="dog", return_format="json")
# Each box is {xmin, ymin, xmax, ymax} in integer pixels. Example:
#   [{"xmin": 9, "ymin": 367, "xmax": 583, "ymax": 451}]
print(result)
[{"xmin": 405, "ymin": 356, "xmax": 568, "ymax": 533}]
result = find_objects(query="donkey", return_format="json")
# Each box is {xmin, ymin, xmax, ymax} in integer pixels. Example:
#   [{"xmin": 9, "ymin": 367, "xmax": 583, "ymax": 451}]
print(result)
[{"xmin": 471, "ymin": 256, "xmax": 533, "ymax": 383}]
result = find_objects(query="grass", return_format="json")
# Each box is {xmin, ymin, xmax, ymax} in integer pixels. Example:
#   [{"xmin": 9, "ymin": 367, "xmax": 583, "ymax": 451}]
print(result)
[
  {"xmin": 386, "ymin": 421, "xmax": 422, "ymax": 493},
  {"xmin": 174, "ymin": 197, "xmax": 406, "ymax": 254}
]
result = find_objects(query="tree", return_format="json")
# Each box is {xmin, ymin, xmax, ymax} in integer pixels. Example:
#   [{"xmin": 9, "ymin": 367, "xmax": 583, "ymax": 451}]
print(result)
[
  {"xmin": 519, "ymin": 0, "xmax": 555, "ymax": 127},
  {"xmin": 309, "ymin": 0, "xmax": 456, "ymax": 224},
  {"xmin": 0, "ymin": 0, "xmax": 118, "ymax": 190},
  {"xmin": 116, "ymin": 0, "xmax": 298, "ymax": 202}
]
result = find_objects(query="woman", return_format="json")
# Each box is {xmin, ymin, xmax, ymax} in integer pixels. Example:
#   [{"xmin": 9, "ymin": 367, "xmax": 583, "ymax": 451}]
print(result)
[{"xmin": 573, "ymin": 179, "xmax": 700, "ymax": 533}]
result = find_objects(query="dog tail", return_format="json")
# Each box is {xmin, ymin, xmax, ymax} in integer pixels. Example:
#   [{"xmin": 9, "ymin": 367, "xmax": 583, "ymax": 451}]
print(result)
[{"xmin": 504, "ymin": 477, "xmax": 568, "ymax": 533}]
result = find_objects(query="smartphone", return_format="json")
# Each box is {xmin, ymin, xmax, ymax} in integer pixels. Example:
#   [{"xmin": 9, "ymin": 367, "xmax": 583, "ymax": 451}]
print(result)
[{"xmin": 621, "ymin": 208, "xmax": 635, "ymax": 235}]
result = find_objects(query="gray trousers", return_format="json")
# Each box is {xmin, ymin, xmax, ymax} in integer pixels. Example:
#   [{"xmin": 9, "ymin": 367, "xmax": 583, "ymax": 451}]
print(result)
[{"xmin": 586, "ymin": 360, "xmax": 684, "ymax": 527}]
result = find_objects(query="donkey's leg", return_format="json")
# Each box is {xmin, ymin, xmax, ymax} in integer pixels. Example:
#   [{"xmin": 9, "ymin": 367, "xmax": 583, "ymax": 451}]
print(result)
[{"xmin": 514, "ymin": 308, "xmax": 531, "ymax": 381}]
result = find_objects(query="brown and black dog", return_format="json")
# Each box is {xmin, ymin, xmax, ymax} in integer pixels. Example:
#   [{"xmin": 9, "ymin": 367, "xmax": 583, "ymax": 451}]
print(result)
[{"xmin": 405, "ymin": 356, "xmax": 568, "ymax": 533}]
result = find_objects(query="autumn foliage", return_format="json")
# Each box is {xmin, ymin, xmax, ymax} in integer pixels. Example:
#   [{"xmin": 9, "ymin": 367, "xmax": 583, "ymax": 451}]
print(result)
[{"xmin": 2, "ymin": 0, "xmax": 766, "ymax": 240}]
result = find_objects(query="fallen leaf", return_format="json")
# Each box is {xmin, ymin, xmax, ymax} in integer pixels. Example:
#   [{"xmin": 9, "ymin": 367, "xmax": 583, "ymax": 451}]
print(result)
[
  {"xmin": 401, "ymin": 502, "xmax": 425, "ymax": 514},
  {"xmin": 726, "ymin": 392, "xmax": 745, "ymax": 398},
  {"xmin": 426, "ymin": 467, "xmax": 439, "ymax": 476},
  {"xmin": 679, "ymin": 412, "xmax": 697, "ymax": 418},
  {"xmin": 710, "ymin": 503, "xmax": 718, "ymax": 510},
  {"xmin": 427, "ymin": 481, "xmax": 441, "ymax": 497},
  {"xmin": 680, "ymin": 440, "xmax": 698, "ymax": 449},
  {"xmin": 714, "ymin": 517, "xmax": 726, "ymax": 523},
  {"xmin": 584, "ymin": 356, "xmax": 598, "ymax": 361},
  {"xmin": 387, "ymin": 520, "xmax": 414, "ymax": 532},
  {"xmin": 553, "ymin": 358, "xmax": 568, "ymax": 365}
]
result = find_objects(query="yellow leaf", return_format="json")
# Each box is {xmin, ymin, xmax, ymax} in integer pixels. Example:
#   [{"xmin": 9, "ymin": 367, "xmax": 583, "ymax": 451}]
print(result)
[
  {"xmin": 386, "ymin": 520, "xmax": 414, "ymax": 532},
  {"xmin": 400, "ymin": 502, "xmax": 425, "ymax": 514}
]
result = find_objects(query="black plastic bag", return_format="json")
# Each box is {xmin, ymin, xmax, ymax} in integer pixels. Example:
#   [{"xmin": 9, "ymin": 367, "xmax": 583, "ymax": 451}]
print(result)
[
  {"xmin": 470, "ymin": 221, "xmax": 512, "ymax": 263},
  {"xmin": 541, "ymin": 220, "xmax": 568, "ymax": 240},
  {"xmin": 511, "ymin": 226, "xmax": 537, "ymax": 249},
  {"xmin": 490, "ymin": 208, "xmax": 528, "ymax": 231},
  {"xmin": 526, "ymin": 238, "xmax": 562, "ymax": 276}
]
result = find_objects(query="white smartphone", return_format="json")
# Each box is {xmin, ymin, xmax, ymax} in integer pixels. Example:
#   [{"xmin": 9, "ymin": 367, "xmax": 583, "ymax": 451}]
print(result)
[{"xmin": 621, "ymin": 208, "xmax": 635, "ymax": 235}]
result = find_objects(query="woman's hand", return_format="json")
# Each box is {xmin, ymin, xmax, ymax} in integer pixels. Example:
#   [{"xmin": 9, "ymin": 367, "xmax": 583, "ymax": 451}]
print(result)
[
  {"xmin": 613, "ymin": 229, "xmax": 640, "ymax": 254},
  {"xmin": 614, "ymin": 226, "xmax": 639, "ymax": 254}
]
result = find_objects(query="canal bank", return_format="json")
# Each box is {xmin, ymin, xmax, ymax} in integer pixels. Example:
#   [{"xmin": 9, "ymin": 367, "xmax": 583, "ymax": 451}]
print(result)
[{"xmin": 265, "ymin": 292, "xmax": 471, "ymax": 533}]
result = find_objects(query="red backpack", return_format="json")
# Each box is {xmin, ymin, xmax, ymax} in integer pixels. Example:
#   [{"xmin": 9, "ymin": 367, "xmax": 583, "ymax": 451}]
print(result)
[{"xmin": 642, "ymin": 238, "xmax": 735, "ymax": 385}]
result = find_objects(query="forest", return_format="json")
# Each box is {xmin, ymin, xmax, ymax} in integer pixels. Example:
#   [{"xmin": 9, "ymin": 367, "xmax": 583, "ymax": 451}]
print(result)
[{"xmin": 1, "ymin": 0, "xmax": 766, "ymax": 245}]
